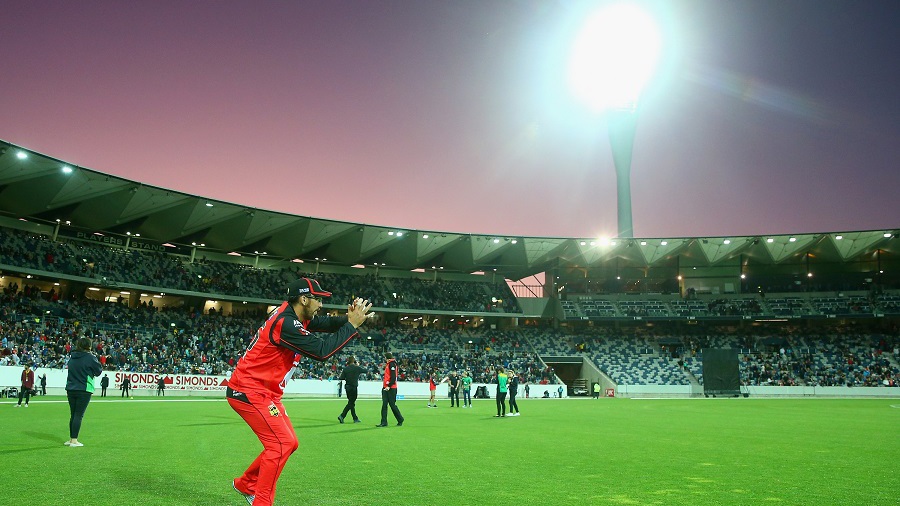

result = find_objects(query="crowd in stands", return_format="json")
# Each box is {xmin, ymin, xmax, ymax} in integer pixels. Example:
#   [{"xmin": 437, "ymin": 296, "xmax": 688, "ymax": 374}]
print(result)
[
  {"xmin": 563, "ymin": 292, "xmax": 899, "ymax": 320},
  {"xmin": 2, "ymin": 277, "xmax": 898, "ymax": 390},
  {"xmin": 509, "ymin": 325, "xmax": 899, "ymax": 388},
  {"xmin": 3, "ymin": 279, "xmax": 899, "ymax": 391},
  {"xmin": 707, "ymin": 298, "xmax": 763, "ymax": 316},
  {"xmin": 1, "ymin": 222, "xmax": 899, "ymax": 391},
  {"xmin": 0, "ymin": 226, "xmax": 521, "ymax": 314},
  {"xmin": 0, "ymin": 281, "xmax": 552, "ymax": 387},
  {"xmin": 0, "ymin": 283, "xmax": 258, "ymax": 377}
]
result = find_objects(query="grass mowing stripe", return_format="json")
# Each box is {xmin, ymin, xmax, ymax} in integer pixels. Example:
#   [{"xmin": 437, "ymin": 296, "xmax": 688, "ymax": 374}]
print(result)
[{"xmin": 2, "ymin": 397, "xmax": 897, "ymax": 505}]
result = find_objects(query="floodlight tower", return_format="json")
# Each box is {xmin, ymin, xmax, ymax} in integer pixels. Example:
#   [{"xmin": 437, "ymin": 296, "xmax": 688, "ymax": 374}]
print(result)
[{"xmin": 569, "ymin": 3, "xmax": 662, "ymax": 238}]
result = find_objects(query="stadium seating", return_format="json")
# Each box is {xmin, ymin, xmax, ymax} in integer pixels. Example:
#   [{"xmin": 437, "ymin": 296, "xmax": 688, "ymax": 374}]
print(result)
[
  {"xmin": 2, "ymin": 224, "xmax": 898, "ymax": 390},
  {"xmin": 0, "ymin": 226, "xmax": 522, "ymax": 314}
]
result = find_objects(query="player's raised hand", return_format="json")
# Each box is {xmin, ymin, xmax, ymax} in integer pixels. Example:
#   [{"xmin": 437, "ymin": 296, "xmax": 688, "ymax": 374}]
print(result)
[{"xmin": 347, "ymin": 298, "xmax": 373, "ymax": 328}]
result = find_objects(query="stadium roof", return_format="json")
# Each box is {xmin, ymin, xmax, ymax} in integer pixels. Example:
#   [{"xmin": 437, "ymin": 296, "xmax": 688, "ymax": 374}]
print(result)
[{"xmin": 1, "ymin": 139, "xmax": 897, "ymax": 281}]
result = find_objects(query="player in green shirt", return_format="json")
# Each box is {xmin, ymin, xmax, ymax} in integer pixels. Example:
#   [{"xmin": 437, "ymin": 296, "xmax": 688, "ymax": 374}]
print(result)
[
  {"xmin": 495, "ymin": 367, "xmax": 508, "ymax": 418},
  {"xmin": 462, "ymin": 371, "xmax": 473, "ymax": 408}
]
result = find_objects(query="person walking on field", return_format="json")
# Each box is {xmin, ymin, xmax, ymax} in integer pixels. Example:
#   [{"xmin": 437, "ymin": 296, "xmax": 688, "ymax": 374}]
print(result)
[
  {"xmin": 338, "ymin": 356, "xmax": 364, "ymax": 424},
  {"xmin": 65, "ymin": 337, "xmax": 103, "ymax": 447},
  {"xmin": 226, "ymin": 278, "xmax": 372, "ymax": 506},
  {"xmin": 377, "ymin": 352, "xmax": 404, "ymax": 427},
  {"xmin": 100, "ymin": 374, "xmax": 109, "ymax": 397},
  {"xmin": 157, "ymin": 376, "xmax": 166, "ymax": 396}
]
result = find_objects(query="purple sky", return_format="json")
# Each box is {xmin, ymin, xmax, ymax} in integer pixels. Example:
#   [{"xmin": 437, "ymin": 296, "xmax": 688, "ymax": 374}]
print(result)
[{"xmin": 2, "ymin": 1, "xmax": 898, "ymax": 239}]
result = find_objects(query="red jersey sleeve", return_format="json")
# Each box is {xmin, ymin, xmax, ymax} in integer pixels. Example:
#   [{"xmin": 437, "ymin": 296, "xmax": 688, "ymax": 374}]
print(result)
[{"xmin": 276, "ymin": 314, "xmax": 358, "ymax": 361}]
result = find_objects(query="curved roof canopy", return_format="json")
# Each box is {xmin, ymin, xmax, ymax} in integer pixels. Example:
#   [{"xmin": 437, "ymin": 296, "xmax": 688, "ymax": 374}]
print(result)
[{"xmin": 0, "ymin": 139, "xmax": 896, "ymax": 281}]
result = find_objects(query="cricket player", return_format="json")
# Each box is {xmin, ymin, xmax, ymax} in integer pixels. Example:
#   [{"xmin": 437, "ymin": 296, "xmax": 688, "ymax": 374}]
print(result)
[{"xmin": 226, "ymin": 278, "xmax": 372, "ymax": 506}]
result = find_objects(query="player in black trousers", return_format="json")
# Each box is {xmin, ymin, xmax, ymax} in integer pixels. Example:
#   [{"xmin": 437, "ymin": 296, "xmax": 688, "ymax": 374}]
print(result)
[
  {"xmin": 338, "ymin": 356, "xmax": 364, "ymax": 423},
  {"xmin": 377, "ymin": 352, "xmax": 404, "ymax": 427},
  {"xmin": 448, "ymin": 371, "xmax": 461, "ymax": 407},
  {"xmin": 507, "ymin": 371, "xmax": 520, "ymax": 416}
]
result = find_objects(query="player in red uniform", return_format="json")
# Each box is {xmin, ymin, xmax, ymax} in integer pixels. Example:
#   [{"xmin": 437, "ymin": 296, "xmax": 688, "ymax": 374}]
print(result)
[
  {"xmin": 376, "ymin": 351, "xmax": 404, "ymax": 427},
  {"xmin": 226, "ymin": 277, "xmax": 372, "ymax": 506},
  {"xmin": 427, "ymin": 371, "xmax": 438, "ymax": 407}
]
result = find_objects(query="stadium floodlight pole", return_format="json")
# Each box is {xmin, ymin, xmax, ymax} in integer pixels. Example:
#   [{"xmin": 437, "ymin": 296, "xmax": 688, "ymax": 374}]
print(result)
[
  {"xmin": 608, "ymin": 108, "xmax": 638, "ymax": 238},
  {"xmin": 568, "ymin": 3, "xmax": 662, "ymax": 238}
]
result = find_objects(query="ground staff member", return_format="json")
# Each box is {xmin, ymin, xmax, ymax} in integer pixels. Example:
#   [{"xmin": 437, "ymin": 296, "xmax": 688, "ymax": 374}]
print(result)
[
  {"xmin": 377, "ymin": 352, "xmax": 404, "ymax": 427},
  {"xmin": 338, "ymin": 356, "xmax": 364, "ymax": 424},
  {"xmin": 65, "ymin": 337, "xmax": 103, "ymax": 447},
  {"xmin": 227, "ymin": 278, "xmax": 372, "ymax": 506}
]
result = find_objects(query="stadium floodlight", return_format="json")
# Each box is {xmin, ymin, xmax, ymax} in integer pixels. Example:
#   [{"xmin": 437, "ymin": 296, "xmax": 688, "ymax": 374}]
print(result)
[
  {"xmin": 568, "ymin": 3, "xmax": 663, "ymax": 239},
  {"xmin": 568, "ymin": 3, "xmax": 661, "ymax": 113}
]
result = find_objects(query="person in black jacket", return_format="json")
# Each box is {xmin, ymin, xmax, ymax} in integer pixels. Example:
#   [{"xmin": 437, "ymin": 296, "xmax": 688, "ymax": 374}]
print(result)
[
  {"xmin": 337, "ymin": 356, "xmax": 364, "ymax": 424},
  {"xmin": 65, "ymin": 336, "xmax": 103, "ymax": 447},
  {"xmin": 100, "ymin": 374, "xmax": 109, "ymax": 397},
  {"xmin": 448, "ymin": 371, "xmax": 461, "ymax": 407},
  {"xmin": 507, "ymin": 371, "xmax": 520, "ymax": 416},
  {"xmin": 121, "ymin": 375, "xmax": 131, "ymax": 397}
]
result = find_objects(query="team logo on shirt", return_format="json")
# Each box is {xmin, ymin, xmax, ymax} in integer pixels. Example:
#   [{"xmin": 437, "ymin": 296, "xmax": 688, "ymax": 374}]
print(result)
[{"xmin": 268, "ymin": 403, "xmax": 281, "ymax": 417}]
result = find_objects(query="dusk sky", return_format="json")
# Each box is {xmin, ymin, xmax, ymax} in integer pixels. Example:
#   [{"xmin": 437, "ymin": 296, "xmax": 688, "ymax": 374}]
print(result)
[{"xmin": 2, "ymin": 1, "xmax": 897, "ymax": 239}]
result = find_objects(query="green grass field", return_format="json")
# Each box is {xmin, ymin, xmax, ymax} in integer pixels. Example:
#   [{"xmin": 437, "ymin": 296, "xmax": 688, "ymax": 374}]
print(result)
[{"xmin": 2, "ymin": 395, "xmax": 897, "ymax": 505}]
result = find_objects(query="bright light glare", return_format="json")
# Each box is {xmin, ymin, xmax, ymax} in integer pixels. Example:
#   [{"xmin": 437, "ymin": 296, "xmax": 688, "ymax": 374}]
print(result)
[{"xmin": 569, "ymin": 3, "xmax": 662, "ymax": 112}]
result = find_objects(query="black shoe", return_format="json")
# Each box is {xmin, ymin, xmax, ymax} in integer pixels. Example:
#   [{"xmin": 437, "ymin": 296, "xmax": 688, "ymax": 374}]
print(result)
[
  {"xmin": 353, "ymin": 419, "xmax": 361, "ymax": 423},
  {"xmin": 338, "ymin": 415, "xmax": 345, "ymax": 424},
  {"xmin": 396, "ymin": 421, "xmax": 404, "ymax": 426},
  {"xmin": 376, "ymin": 423, "xmax": 388, "ymax": 427}
]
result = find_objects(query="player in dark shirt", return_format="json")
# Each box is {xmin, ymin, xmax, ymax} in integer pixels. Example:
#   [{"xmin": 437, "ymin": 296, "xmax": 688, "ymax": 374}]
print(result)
[
  {"xmin": 448, "ymin": 371, "xmax": 461, "ymax": 407},
  {"xmin": 338, "ymin": 356, "xmax": 365, "ymax": 423}
]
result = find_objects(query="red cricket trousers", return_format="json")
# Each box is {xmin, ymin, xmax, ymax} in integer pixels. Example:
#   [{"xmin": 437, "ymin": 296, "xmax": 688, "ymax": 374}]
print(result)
[{"xmin": 228, "ymin": 390, "xmax": 299, "ymax": 506}]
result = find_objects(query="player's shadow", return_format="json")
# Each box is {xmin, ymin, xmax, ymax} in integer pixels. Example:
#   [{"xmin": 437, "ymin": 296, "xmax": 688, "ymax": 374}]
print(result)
[
  {"xmin": 0, "ymin": 431, "xmax": 65, "ymax": 455},
  {"xmin": 291, "ymin": 416, "xmax": 350, "ymax": 429},
  {"xmin": 177, "ymin": 414, "xmax": 242, "ymax": 427},
  {"xmin": 117, "ymin": 472, "xmax": 226, "ymax": 505},
  {"xmin": 293, "ymin": 422, "xmax": 337, "ymax": 429},
  {"xmin": 325, "ymin": 427, "xmax": 380, "ymax": 434},
  {"xmin": 0, "ymin": 446, "xmax": 58, "ymax": 455},
  {"xmin": 23, "ymin": 430, "xmax": 61, "ymax": 443},
  {"xmin": 177, "ymin": 421, "xmax": 242, "ymax": 427}
]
